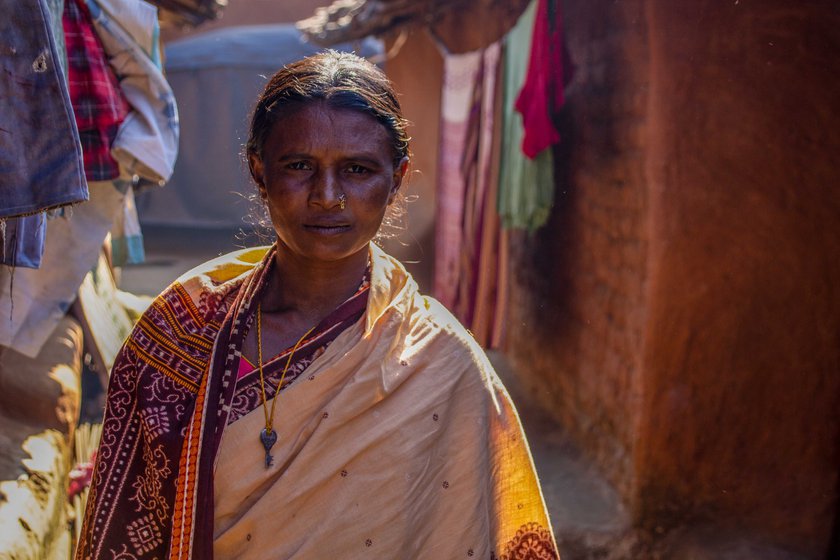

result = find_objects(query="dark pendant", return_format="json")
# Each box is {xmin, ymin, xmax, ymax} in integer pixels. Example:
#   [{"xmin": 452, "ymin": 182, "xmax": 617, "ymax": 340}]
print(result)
[{"xmin": 260, "ymin": 428, "xmax": 277, "ymax": 468}]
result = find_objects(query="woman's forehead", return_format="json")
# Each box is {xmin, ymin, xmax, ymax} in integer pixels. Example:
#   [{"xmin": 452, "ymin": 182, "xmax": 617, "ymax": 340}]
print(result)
[{"xmin": 264, "ymin": 102, "xmax": 393, "ymax": 157}]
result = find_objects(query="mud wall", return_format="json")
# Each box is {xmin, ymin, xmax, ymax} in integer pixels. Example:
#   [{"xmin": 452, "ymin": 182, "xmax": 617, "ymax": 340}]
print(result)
[
  {"xmin": 507, "ymin": 0, "xmax": 840, "ymax": 556},
  {"xmin": 506, "ymin": 0, "xmax": 650, "ymax": 502},
  {"xmin": 637, "ymin": 1, "xmax": 840, "ymax": 555},
  {"xmin": 379, "ymin": 30, "xmax": 444, "ymax": 293}
]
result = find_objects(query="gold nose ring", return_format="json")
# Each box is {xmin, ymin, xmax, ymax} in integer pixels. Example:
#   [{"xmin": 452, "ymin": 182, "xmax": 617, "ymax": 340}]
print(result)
[{"xmin": 339, "ymin": 194, "xmax": 347, "ymax": 210}]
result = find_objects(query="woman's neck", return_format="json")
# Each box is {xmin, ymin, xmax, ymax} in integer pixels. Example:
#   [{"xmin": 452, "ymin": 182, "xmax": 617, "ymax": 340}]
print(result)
[{"xmin": 260, "ymin": 244, "xmax": 369, "ymax": 323}]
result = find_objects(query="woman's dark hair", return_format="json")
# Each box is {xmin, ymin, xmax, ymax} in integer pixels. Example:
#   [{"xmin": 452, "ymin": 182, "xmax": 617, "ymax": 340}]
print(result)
[{"xmin": 246, "ymin": 50, "xmax": 411, "ymax": 179}]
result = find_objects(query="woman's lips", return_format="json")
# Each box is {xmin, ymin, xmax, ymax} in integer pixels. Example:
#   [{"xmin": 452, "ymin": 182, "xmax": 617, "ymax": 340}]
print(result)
[{"xmin": 304, "ymin": 223, "xmax": 351, "ymax": 235}]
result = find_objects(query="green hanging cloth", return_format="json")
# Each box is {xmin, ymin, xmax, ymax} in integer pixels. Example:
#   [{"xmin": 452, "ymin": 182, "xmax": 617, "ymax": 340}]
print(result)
[{"xmin": 498, "ymin": 0, "xmax": 566, "ymax": 231}]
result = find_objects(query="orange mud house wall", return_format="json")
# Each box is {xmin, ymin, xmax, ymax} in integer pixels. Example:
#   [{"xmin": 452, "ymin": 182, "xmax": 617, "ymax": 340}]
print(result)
[
  {"xmin": 507, "ymin": 0, "xmax": 650, "ymax": 516},
  {"xmin": 506, "ymin": 0, "xmax": 840, "ymax": 557},
  {"xmin": 379, "ymin": 30, "xmax": 444, "ymax": 292}
]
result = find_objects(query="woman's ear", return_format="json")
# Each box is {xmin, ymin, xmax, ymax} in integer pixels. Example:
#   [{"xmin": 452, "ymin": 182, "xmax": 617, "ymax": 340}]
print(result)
[
  {"xmin": 248, "ymin": 152, "xmax": 267, "ymax": 200},
  {"xmin": 388, "ymin": 157, "xmax": 410, "ymax": 204}
]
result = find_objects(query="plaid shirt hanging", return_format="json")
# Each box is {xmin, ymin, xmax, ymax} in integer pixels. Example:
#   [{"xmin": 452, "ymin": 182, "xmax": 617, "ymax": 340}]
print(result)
[{"xmin": 63, "ymin": 0, "xmax": 130, "ymax": 181}]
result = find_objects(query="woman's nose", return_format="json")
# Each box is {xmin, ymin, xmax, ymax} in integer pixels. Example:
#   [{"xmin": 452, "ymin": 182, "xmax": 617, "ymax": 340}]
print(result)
[{"xmin": 309, "ymin": 168, "xmax": 343, "ymax": 208}]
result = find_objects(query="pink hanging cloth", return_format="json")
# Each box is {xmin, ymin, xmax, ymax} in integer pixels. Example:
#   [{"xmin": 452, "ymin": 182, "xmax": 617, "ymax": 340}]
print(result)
[{"xmin": 514, "ymin": 0, "xmax": 573, "ymax": 159}]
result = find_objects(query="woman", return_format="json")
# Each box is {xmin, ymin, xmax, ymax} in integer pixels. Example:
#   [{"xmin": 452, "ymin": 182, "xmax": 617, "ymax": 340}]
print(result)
[{"xmin": 76, "ymin": 51, "xmax": 558, "ymax": 560}]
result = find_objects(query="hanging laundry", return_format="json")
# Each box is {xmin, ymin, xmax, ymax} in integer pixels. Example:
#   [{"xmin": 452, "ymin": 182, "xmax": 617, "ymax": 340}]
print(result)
[
  {"xmin": 434, "ymin": 50, "xmax": 483, "ymax": 312},
  {"xmin": 434, "ymin": 44, "xmax": 508, "ymax": 349},
  {"xmin": 0, "ymin": 0, "xmax": 167, "ymax": 352},
  {"xmin": 110, "ymin": 180, "xmax": 145, "ymax": 266},
  {"xmin": 515, "ymin": 0, "xmax": 571, "ymax": 159},
  {"xmin": 87, "ymin": 0, "xmax": 179, "ymax": 188},
  {"xmin": 94, "ymin": 0, "xmax": 161, "ymax": 65},
  {"xmin": 457, "ymin": 43, "xmax": 509, "ymax": 348},
  {"xmin": 498, "ymin": 0, "xmax": 564, "ymax": 231},
  {"xmin": 81, "ymin": 0, "xmax": 166, "ymax": 264},
  {"xmin": 64, "ymin": 0, "xmax": 132, "ymax": 181},
  {"xmin": 44, "ymin": 0, "xmax": 69, "ymax": 73},
  {"xmin": 0, "ymin": 182, "xmax": 126, "ymax": 357},
  {"xmin": 0, "ymin": 0, "xmax": 88, "ymax": 219},
  {"xmin": 0, "ymin": 214, "xmax": 47, "ymax": 269},
  {"xmin": 12, "ymin": 0, "xmax": 67, "ymax": 272}
]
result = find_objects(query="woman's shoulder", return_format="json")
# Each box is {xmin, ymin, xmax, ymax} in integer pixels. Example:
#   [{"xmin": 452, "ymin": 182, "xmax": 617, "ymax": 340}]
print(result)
[
  {"xmin": 142, "ymin": 246, "xmax": 269, "ymax": 332},
  {"xmin": 396, "ymin": 292, "xmax": 513, "ymax": 411},
  {"xmin": 406, "ymin": 292, "xmax": 496, "ymax": 373},
  {"xmin": 115, "ymin": 247, "xmax": 270, "ymax": 389},
  {"xmin": 369, "ymin": 248, "xmax": 485, "ymax": 364},
  {"xmin": 175, "ymin": 246, "xmax": 270, "ymax": 295}
]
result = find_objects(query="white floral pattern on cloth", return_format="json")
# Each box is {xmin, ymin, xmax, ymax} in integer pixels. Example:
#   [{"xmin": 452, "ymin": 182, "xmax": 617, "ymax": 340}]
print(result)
[
  {"xmin": 140, "ymin": 406, "xmax": 171, "ymax": 440},
  {"xmin": 76, "ymin": 280, "xmax": 222, "ymax": 560},
  {"xmin": 126, "ymin": 512, "xmax": 164, "ymax": 555}
]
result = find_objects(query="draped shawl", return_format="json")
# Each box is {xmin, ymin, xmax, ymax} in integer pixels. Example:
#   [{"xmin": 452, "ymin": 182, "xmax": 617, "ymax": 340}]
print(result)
[{"xmin": 75, "ymin": 244, "xmax": 558, "ymax": 559}]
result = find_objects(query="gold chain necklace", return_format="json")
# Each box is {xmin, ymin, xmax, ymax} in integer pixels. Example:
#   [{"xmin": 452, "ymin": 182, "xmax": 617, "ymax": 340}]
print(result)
[{"xmin": 256, "ymin": 302, "xmax": 315, "ymax": 468}]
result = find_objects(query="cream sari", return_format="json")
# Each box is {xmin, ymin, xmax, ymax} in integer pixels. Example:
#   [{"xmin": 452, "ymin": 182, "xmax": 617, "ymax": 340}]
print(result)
[{"xmin": 213, "ymin": 245, "xmax": 557, "ymax": 559}]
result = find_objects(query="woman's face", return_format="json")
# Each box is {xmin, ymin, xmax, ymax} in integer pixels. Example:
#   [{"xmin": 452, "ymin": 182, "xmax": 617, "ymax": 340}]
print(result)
[{"xmin": 250, "ymin": 101, "xmax": 407, "ymax": 265}]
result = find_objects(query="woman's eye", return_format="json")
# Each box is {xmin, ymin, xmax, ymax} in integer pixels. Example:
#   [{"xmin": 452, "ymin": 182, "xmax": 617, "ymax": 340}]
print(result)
[
  {"xmin": 347, "ymin": 164, "xmax": 369, "ymax": 174},
  {"xmin": 287, "ymin": 161, "xmax": 311, "ymax": 170}
]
